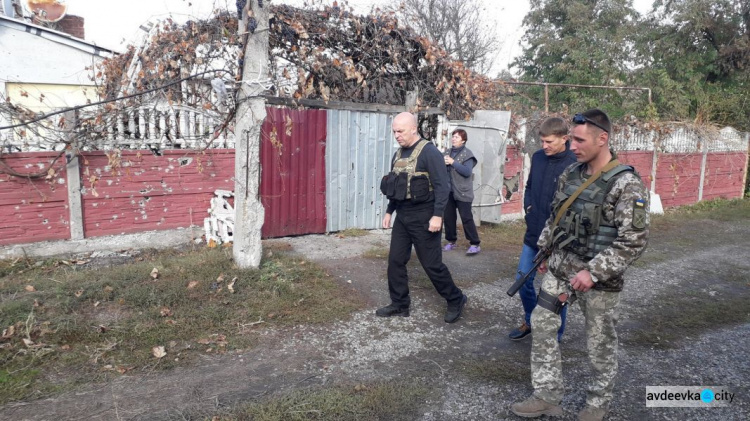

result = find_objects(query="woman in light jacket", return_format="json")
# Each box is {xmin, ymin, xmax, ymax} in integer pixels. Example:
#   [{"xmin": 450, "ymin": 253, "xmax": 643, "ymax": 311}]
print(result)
[{"xmin": 442, "ymin": 129, "xmax": 481, "ymax": 255}]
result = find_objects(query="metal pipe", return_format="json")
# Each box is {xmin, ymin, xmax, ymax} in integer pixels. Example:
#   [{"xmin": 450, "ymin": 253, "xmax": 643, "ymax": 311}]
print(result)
[{"xmin": 499, "ymin": 80, "xmax": 653, "ymax": 104}]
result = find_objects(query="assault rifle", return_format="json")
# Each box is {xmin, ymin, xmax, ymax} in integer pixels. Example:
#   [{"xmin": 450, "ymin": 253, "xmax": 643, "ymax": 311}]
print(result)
[{"xmin": 506, "ymin": 247, "xmax": 552, "ymax": 297}]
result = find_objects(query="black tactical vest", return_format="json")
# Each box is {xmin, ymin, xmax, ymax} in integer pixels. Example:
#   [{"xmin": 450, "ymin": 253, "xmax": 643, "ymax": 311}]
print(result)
[{"xmin": 380, "ymin": 140, "xmax": 433, "ymax": 202}]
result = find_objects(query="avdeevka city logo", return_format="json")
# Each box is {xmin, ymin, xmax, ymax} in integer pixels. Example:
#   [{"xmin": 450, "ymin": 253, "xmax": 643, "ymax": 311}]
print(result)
[{"xmin": 645, "ymin": 386, "xmax": 734, "ymax": 408}]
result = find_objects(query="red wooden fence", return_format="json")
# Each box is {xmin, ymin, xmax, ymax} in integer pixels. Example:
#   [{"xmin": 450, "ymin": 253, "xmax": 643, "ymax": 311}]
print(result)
[
  {"xmin": 0, "ymin": 120, "xmax": 746, "ymax": 246},
  {"xmin": 0, "ymin": 152, "xmax": 70, "ymax": 244},
  {"xmin": 79, "ymin": 150, "xmax": 235, "ymax": 238}
]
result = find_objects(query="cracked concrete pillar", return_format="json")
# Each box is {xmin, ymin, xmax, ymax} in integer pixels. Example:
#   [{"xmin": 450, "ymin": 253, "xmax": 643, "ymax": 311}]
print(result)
[{"xmin": 233, "ymin": 0, "xmax": 268, "ymax": 268}]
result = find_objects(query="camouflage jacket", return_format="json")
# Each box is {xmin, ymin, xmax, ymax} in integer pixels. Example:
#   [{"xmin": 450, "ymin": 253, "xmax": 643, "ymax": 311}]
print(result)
[{"xmin": 537, "ymin": 159, "xmax": 650, "ymax": 292}]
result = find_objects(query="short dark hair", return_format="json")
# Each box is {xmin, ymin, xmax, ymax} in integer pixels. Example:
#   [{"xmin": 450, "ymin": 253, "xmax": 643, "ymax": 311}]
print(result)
[
  {"xmin": 575, "ymin": 109, "xmax": 612, "ymax": 134},
  {"xmin": 538, "ymin": 117, "xmax": 568, "ymax": 137},
  {"xmin": 452, "ymin": 129, "xmax": 468, "ymax": 143}
]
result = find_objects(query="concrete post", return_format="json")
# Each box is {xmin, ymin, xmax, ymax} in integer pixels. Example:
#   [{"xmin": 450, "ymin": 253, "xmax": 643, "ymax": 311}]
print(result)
[
  {"xmin": 64, "ymin": 111, "xmax": 84, "ymax": 240},
  {"xmin": 650, "ymin": 136, "xmax": 659, "ymax": 193},
  {"xmin": 233, "ymin": 1, "xmax": 268, "ymax": 268},
  {"xmin": 698, "ymin": 136, "xmax": 708, "ymax": 202},
  {"xmin": 405, "ymin": 89, "xmax": 418, "ymax": 112}
]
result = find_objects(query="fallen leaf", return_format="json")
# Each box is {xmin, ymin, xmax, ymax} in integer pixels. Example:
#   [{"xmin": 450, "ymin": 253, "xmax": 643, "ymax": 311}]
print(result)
[
  {"xmin": 104, "ymin": 286, "xmax": 114, "ymax": 293},
  {"xmin": 98, "ymin": 325, "xmax": 107, "ymax": 333},
  {"xmin": 25, "ymin": 285, "xmax": 36, "ymax": 292},
  {"xmin": 33, "ymin": 299, "xmax": 41, "ymax": 307},
  {"xmin": 93, "ymin": 301, "xmax": 100, "ymax": 307},
  {"xmin": 117, "ymin": 366, "xmax": 134, "ymax": 374},
  {"xmin": 22, "ymin": 338, "xmax": 34, "ymax": 347},
  {"xmin": 160, "ymin": 307, "xmax": 173, "ymax": 317},
  {"xmin": 150, "ymin": 268, "xmax": 159, "ymax": 279},
  {"xmin": 187, "ymin": 281, "xmax": 199, "ymax": 289},
  {"xmin": 74, "ymin": 289, "xmax": 84, "ymax": 297},
  {"xmin": 60, "ymin": 344, "xmax": 71, "ymax": 350},
  {"xmin": 152, "ymin": 346, "xmax": 167, "ymax": 359},
  {"xmin": 216, "ymin": 274, "xmax": 225, "ymax": 283},
  {"xmin": 2, "ymin": 325, "xmax": 15, "ymax": 339},
  {"xmin": 227, "ymin": 277, "xmax": 237, "ymax": 294}
]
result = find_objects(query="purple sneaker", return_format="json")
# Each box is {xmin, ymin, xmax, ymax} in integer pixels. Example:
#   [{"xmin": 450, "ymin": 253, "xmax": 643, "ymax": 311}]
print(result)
[
  {"xmin": 443, "ymin": 242, "xmax": 457, "ymax": 251},
  {"xmin": 466, "ymin": 245, "xmax": 481, "ymax": 255}
]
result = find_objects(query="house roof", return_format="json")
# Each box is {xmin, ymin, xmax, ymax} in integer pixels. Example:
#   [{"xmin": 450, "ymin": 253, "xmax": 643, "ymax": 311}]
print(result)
[{"xmin": 0, "ymin": 14, "xmax": 117, "ymax": 58}]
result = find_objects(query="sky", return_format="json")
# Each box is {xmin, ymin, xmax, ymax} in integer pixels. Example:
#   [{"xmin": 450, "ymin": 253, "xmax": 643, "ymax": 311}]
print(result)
[{"xmin": 62, "ymin": 0, "xmax": 653, "ymax": 75}]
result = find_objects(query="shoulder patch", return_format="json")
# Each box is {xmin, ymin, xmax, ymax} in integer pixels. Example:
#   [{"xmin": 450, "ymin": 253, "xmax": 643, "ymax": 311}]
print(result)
[{"xmin": 632, "ymin": 198, "xmax": 647, "ymax": 230}]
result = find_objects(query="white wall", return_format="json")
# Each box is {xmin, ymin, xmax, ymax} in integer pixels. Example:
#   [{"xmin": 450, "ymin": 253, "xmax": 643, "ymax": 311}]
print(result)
[{"xmin": 0, "ymin": 22, "xmax": 105, "ymax": 86}]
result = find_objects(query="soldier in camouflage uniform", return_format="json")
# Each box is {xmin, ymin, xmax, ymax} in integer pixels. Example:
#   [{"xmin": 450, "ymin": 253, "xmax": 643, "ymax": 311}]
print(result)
[{"xmin": 511, "ymin": 109, "xmax": 650, "ymax": 421}]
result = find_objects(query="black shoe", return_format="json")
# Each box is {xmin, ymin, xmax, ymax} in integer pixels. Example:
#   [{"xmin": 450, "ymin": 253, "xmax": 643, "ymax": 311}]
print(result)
[
  {"xmin": 375, "ymin": 304, "xmax": 410, "ymax": 318},
  {"xmin": 444, "ymin": 294, "xmax": 467, "ymax": 323}
]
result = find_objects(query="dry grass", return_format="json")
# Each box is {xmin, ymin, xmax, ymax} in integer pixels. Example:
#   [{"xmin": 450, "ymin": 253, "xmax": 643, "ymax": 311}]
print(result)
[
  {"xmin": 210, "ymin": 381, "xmax": 430, "ymax": 421},
  {"xmin": 0, "ymin": 246, "xmax": 364, "ymax": 405}
]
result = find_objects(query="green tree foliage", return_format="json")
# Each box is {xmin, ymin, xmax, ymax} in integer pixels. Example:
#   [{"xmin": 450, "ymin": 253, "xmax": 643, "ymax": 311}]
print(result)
[
  {"xmin": 512, "ymin": 0, "xmax": 644, "ymax": 119},
  {"xmin": 513, "ymin": 0, "xmax": 749, "ymax": 130},
  {"xmin": 633, "ymin": 0, "xmax": 750, "ymax": 130}
]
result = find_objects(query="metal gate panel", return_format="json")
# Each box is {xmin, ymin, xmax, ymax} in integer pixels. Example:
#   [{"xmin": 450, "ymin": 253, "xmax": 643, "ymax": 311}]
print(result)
[
  {"xmin": 326, "ymin": 110, "xmax": 398, "ymax": 232},
  {"xmin": 260, "ymin": 107, "xmax": 327, "ymax": 238},
  {"xmin": 448, "ymin": 110, "xmax": 511, "ymax": 224}
]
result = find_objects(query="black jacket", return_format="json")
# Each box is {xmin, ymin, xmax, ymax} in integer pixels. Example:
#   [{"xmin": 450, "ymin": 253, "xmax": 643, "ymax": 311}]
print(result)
[{"xmin": 523, "ymin": 144, "xmax": 577, "ymax": 247}]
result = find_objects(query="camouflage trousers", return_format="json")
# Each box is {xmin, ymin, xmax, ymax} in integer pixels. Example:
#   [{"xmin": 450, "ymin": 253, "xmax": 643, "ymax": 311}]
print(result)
[{"xmin": 530, "ymin": 272, "xmax": 621, "ymax": 408}]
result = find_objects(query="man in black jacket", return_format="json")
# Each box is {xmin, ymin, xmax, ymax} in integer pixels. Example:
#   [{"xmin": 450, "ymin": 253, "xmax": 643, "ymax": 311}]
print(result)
[
  {"xmin": 376, "ymin": 112, "xmax": 467, "ymax": 323},
  {"xmin": 508, "ymin": 117, "xmax": 577, "ymax": 341}
]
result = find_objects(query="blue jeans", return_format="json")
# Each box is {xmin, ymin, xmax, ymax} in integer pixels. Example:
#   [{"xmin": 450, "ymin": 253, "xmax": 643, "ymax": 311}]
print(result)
[{"xmin": 516, "ymin": 244, "xmax": 567, "ymax": 341}]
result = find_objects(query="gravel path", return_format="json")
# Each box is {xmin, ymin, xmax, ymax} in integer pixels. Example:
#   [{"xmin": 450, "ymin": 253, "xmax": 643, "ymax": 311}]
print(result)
[{"xmin": 2, "ymin": 221, "xmax": 749, "ymax": 420}]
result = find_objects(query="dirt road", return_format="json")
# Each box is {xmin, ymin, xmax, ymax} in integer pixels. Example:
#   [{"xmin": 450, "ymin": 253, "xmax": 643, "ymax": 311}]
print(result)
[{"xmin": 1, "ymin": 215, "xmax": 749, "ymax": 420}]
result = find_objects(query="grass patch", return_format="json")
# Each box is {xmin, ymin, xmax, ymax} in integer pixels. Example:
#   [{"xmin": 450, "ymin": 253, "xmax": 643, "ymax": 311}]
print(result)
[
  {"xmin": 459, "ymin": 357, "xmax": 529, "ymax": 384},
  {"xmin": 336, "ymin": 228, "xmax": 369, "ymax": 238},
  {"xmin": 361, "ymin": 247, "xmax": 388, "ymax": 260},
  {"xmin": 213, "ymin": 381, "xmax": 430, "ymax": 421},
  {"xmin": 624, "ymin": 287, "xmax": 750, "ymax": 349},
  {"xmin": 656, "ymin": 198, "xmax": 750, "ymax": 222},
  {"xmin": 0, "ymin": 247, "xmax": 364, "ymax": 405},
  {"xmin": 476, "ymin": 220, "xmax": 526, "ymax": 251}
]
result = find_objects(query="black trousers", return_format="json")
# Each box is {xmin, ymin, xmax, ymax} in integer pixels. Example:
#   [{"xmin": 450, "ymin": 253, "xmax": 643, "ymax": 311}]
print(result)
[
  {"xmin": 387, "ymin": 204, "xmax": 463, "ymax": 308},
  {"xmin": 444, "ymin": 193, "xmax": 481, "ymax": 245}
]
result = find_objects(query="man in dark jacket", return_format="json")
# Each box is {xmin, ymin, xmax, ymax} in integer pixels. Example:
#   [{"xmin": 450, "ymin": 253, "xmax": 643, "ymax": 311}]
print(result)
[
  {"xmin": 509, "ymin": 117, "xmax": 577, "ymax": 341},
  {"xmin": 376, "ymin": 113, "xmax": 467, "ymax": 323}
]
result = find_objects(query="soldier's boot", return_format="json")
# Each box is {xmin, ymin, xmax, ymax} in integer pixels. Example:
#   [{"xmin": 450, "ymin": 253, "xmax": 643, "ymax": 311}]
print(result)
[
  {"xmin": 510, "ymin": 396, "xmax": 563, "ymax": 418},
  {"xmin": 577, "ymin": 406, "xmax": 607, "ymax": 421}
]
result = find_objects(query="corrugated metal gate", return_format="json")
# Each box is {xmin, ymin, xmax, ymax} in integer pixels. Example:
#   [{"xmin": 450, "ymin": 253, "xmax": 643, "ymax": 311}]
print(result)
[
  {"xmin": 325, "ymin": 110, "xmax": 400, "ymax": 231},
  {"xmin": 260, "ymin": 107, "xmax": 327, "ymax": 238}
]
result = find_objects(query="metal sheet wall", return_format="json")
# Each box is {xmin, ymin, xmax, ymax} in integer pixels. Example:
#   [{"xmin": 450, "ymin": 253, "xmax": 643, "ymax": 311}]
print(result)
[
  {"xmin": 326, "ymin": 110, "xmax": 399, "ymax": 232},
  {"xmin": 260, "ymin": 107, "xmax": 327, "ymax": 238}
]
